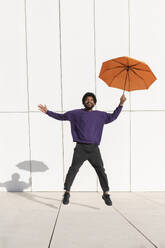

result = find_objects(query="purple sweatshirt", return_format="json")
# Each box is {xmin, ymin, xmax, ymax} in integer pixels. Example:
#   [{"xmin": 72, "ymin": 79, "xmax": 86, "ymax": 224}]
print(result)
[{"xmin": 46, "ymin": 104, "xmax": 123, "ymax": 145}]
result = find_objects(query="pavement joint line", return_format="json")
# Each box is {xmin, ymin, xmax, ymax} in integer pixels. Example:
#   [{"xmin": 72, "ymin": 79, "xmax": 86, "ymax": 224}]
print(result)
[
  {"xmin": 48, "ymin": 201, "xmax": 63, "ymax": 248},
  {"xmin": 24, "ymin": 0, "xmax": 32, "ymax": 192},
  {"xmin": 58, "ymin": 0, "xmax": 65, "ymax": 185},
  {"xmin": 133, "ymin": 192, "xmax": 165, "ymax": 208},
  {"xmin": 112, "ymin": 204, "xmax": 159, "ymax": 248}
]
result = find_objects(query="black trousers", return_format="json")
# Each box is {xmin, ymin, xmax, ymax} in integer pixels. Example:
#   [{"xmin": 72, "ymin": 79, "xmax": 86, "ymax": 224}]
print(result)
[{"xmin": 64, "ymin": 142, "xmax": 110, "ymax": 193}]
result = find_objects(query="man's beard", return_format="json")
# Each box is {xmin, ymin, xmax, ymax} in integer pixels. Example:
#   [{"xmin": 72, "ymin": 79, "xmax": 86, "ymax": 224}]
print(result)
[{"xmin": 84, "ymin": 103, "xmax": 94, "ymax": 110}]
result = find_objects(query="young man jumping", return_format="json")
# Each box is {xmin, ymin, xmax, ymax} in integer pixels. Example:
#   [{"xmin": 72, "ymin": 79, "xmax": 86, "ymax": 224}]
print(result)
[{"xmin": 38, "ymin": 92, "xmax": 126, "ymax": 206}]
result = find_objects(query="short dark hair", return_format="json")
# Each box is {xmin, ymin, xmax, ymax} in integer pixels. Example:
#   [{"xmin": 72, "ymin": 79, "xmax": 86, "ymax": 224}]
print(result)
[{"xmin": 82, "ymin": 92, "xmax": 97, "ymax": 105}]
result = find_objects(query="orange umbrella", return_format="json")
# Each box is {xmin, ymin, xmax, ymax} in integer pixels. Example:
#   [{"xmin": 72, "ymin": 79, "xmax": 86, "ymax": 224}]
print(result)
[{"xmin": 99, "ymin": 56, "xmax": 157, "ymax": 93}]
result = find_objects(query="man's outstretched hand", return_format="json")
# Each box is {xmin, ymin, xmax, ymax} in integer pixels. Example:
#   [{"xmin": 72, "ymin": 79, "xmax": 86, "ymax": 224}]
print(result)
[
  {"xmin": 120, "ymin": 93, "xmax": 126, "ymax": 106},
  {"xmin": 38, "ymin": 104, "xmax": 48, "ymax": 113}
]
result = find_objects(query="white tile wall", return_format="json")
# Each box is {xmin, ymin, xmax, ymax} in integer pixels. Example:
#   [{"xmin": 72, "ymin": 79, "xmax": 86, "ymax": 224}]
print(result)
[
  {"xmin": 95, "ymin": 0, "xmax": 130, "ymax": 111},
  {"xmin": 130, "ymin": 0, "xmax": 163, "ymax": 110},
  {"xmin": 0, "ymin": 0, "xmax": 27, "ymax": 111},
  {"xmin": 0, "ymin": 114, "xmax": 30, "ymax": 192},
  {"xmin": 26, "ymin": 0, "xmax": 62, "ymax": 111},
  {"xmin": 30, "ymin": 112, "xmax": 64, "ymax": 191},
  {"xmin": 98, "ymin": 111, "xmax": 130, "ymax": 191},
  {"xmin": 131, "ymin": 112, "xmax": 165, "ymax": 191},
  {"xmin": 1, "ymin": 0, "xmax": 164, "ymax": 191},
  {"xmin": 60, "ymin": 0, "xmax": 96, "ymax": 111}
]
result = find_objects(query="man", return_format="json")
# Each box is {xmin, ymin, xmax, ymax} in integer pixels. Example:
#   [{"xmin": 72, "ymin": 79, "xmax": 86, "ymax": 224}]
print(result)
[{"xmin": 38, "ymin": 92, "xmax": 126, "ymax": 206}]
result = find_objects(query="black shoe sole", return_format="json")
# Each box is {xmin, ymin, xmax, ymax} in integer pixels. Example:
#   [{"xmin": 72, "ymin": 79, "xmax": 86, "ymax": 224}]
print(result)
[
  {"xmin": 62, "ymin": 194, "xmax": 70, "ymax": 205},
  {"xmin": 102, "ymin": 195, "xmax": 112, "ymax": 206}
]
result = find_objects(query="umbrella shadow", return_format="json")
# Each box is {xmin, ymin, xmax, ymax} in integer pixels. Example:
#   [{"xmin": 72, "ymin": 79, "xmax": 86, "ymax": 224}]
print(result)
[{"xmin": 16, "ymin": 160, "xmax": 49, "ymax": 172}]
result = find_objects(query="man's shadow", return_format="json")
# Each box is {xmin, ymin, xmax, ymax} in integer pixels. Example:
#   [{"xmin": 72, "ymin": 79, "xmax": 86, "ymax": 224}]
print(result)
[{"xmin": 0, "ymin": 173, "xmax": 31, "ymax": 192}]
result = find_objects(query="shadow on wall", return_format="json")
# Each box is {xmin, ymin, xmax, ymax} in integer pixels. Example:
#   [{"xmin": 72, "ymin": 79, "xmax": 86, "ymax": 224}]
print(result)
[
  {"xmin": 0, "ymin": 173, "xmax": 31, "ymax": 191},
  {"xmin": 0, "ymin": 160, "xmax": 49, "ymax": 192}
]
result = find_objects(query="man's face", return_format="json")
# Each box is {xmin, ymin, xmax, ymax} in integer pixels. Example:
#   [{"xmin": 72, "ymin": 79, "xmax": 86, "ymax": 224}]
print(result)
[{"xmin": 84, "ymin": 96, "xmax": 95, "ymax": 110}]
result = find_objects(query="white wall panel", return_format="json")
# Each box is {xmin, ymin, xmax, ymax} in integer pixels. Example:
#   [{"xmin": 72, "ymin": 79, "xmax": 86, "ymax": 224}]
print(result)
[
  {"xmin": 131, "ymin": 112, "xmax": 165, "ymax": 191},
  {"xmin": 130, "ymin": 0, "xmax": 163, "ymax": 110},
  {"xmin": 95, "ymin": 0, "xmax": 130, "ymax": 111},
  {"xmin": 0, "ymin": 114, "xmax": 30, "ymax": 192},
  {"xmin": 61, "ymin": 0, "xmax": 95, "ymax": 110},
  {"xmin": 98, "ymin": 111, "xmax": 130, "ymax": 191},
  {"xmin": 0, "ymin": 0, "xmax": 27, "ymax": 111},
  {"xmin": 1, "ymin": 0, "xmax": 164, "ymax": 192},
  {"xmin": 26, "ymin": 0, "xmax": 62, "ymax": 111},
  {"xmin": 30, "ymin": 112, "xmax": 63, "ymax": 191}
]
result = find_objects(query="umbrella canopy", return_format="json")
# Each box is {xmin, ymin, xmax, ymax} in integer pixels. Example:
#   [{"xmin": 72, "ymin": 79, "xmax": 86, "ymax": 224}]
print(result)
[
  {"xmin": 99, "ymin": 56, "xmax": 157, "ymax": 92},
  {"xmin": 16, "ymin": 160, "xmax": 49, "ymax": 172}
]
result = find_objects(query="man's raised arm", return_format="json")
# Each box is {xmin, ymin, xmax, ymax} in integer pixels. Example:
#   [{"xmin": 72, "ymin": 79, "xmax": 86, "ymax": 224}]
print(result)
[
  {"xmin": 104, "ymin": 93, "xmax": 126, "ymax": 124},
  {"xmin": 46, "ymin": 110, "xmax": 69, "ymax": 121},
  {"xmin": 38, "ymin": 104, "xmax": 69, "ymax": 121},
  {"xmin": 104, "ymin": 103, "xmax": 123, "ymax": 124}
]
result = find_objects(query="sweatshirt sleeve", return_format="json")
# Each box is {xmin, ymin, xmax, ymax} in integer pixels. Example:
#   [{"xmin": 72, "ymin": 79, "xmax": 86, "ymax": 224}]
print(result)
[
  {"xmin": 104, "ymin": 104, "xmax": 123, "ymax": 124},
  {"xmin": 46, "ymin": 110, "xmax": 70, "ymax": 121}
]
